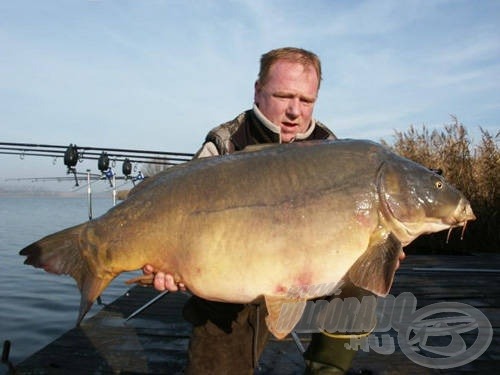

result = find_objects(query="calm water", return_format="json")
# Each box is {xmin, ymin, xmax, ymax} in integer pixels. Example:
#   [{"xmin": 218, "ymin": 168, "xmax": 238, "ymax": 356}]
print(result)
[{"xmin": 0, "ymin": 196, "xmax": 140, "ymax": 368}]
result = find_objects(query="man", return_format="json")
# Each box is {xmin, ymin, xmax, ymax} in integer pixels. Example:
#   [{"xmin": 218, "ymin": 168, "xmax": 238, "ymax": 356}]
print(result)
[{"xmin": 143, "ymin": 47, "xmax": 369, "ymax": 374}]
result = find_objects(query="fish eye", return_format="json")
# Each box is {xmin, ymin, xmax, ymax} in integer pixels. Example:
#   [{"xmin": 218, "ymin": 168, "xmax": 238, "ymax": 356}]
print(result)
[{"xmin": 435, "ymin": 180, "xmax": 443, "ymax": 189}]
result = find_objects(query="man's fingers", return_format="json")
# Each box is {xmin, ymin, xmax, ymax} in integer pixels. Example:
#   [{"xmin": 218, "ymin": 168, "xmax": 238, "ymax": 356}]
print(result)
[
  {"xmin": 143, "ymin": 267, "xmax": 183, "ymax": 292},
  {"xmin": 153, "ymin": 272, "xmax": 166, "ymax": 291},
  {"xmin": 152, "ymin": 272, "xmax": 179, "ymax": 292},
  {"xmin": 164, "ymin": 274, "xmax": 179, "ymax": 292},
  {"xmin": 142, "ymin": 264, "xmax": 154, "ymax": 274}
]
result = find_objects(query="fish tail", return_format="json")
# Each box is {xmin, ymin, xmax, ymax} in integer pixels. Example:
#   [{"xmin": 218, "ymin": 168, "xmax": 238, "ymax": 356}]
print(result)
[{"xmin": 19, "ymin": 223, "xmax": 113, "ymax": 325}]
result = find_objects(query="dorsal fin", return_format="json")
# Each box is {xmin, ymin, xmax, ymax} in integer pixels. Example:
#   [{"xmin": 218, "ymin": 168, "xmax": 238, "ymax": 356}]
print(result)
[{"xmin": 240, "ymin": 143, "xmax": 281, "ymax": 153}]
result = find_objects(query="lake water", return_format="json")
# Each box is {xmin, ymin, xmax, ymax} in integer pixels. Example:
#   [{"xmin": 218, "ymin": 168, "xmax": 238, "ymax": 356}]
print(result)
[{"xmin": 0, "ymin": 195, "xmax": 140, "ymax": 369}]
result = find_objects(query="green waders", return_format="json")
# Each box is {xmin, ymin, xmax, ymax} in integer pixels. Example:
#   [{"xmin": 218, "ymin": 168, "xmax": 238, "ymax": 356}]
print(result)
[{"xmin": 303, "ymin": 282, "xmax": 376, "ymax": 374}]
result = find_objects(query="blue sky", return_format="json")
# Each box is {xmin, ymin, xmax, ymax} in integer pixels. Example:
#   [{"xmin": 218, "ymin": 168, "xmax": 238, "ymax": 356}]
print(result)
[{"xmin": 1, "ymin": 0, "xmax": 499, "ymax": 191}]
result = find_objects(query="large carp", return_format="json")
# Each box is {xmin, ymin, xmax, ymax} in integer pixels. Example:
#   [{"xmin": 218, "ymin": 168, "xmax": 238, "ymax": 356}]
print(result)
[{"xmin": 20, "ymin": 139, "xmax": 475, "ymax": 338}]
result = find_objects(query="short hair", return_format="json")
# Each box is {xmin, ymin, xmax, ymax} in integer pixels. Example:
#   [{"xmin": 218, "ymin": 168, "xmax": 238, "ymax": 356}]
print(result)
[{"xmin": 257, "ymin": 47, "xmax": 322, "ymax": 89}]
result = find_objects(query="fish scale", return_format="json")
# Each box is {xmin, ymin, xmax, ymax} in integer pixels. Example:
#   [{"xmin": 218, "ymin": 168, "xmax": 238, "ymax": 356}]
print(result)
[{"xmin": 20, "ymin": 139, "xmax": 475, "ymax": 339}]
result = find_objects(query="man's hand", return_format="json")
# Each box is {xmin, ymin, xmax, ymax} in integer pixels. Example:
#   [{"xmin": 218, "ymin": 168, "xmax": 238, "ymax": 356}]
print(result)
[{"xmin": 142, "ymin": 264, "xmax": 186, "ymax": 292}]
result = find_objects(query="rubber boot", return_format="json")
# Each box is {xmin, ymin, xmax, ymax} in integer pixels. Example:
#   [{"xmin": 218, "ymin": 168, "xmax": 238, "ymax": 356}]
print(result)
[
  {"xmin": 303, "ymin": 332, "xmax": 357, "ymax": 374},
  {"xmin": 303, "ymin": 281, "xmax": 376, "ymax": 374}
]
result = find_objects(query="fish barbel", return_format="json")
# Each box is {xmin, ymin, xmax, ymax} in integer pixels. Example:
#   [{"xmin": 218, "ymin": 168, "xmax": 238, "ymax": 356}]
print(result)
[{"xmin": 20, "ymin": 139, "xmax": 475, "ymax": 338}]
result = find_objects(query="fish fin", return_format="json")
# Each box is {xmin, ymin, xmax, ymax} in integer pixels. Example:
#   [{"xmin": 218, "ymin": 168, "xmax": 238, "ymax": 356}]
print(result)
[
  {"xmin": 125, "ymin": 273, "xmax": 154, "ymax": 286},
  {"xmin": 241, "ymin": 140, "xmax": 323, "ymax": 153},
  {"xmin": 20, "ymin": 224, "xmax": 87, "ymax": 276},
  {"xmin": 240, "ymin": 143, "xmax": 280, "ymax": 153},
  {"xmin": 347, "ymin": 232, "xmax": 402, "ymax": 296},
  {"xmin": 127, "ymin": 163, "xmax": 180, "ymax": 198},
  {"xmin": 20, "ymin": 223, "xmax": 113, "ymax": 325},
  {"xmin": 77, "ymin": 274, "xmax": 113, "ymax": 325},
  {"xmin": 264, "ymin": 296, "xmax": 306, "ymax": 339},
  {"xmin": 127, "ymin": 176, "xmax": 155, "ymax": 198}
]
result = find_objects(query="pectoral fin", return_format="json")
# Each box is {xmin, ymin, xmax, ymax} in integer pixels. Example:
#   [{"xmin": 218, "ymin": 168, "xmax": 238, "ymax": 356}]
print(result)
[
  {"xmin": 264, "ymin": 296, "xmax": 306, "ymax": 339},
  {"xmin": 125, "ymin": 273, "xmax": 154, "ymax": 286},
  {"xmin": 347, "ymin": 231, "xmax": 402, "ymax": 296}
]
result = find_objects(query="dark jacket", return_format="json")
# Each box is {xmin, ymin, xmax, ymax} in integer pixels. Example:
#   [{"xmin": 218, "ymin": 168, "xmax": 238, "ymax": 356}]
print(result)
[{"xmin": 194, "ymin": 109, "xmax": 336, "ymax": 157}]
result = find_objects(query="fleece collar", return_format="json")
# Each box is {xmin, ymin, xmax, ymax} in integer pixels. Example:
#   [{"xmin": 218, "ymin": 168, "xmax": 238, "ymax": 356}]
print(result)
[{"xmin": 253, "ymin": 103, "xmax": 316, "ymax": 143}]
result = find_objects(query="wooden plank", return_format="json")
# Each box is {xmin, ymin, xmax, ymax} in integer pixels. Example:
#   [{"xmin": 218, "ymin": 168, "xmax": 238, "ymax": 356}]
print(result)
[{"xmin": 15, "ymin": 254, "xmax": 499, "ymax": 374}]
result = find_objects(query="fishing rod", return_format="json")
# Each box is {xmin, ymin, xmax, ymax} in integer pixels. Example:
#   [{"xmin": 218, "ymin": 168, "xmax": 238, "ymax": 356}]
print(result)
[
  {"xmin": 5, "ymin": 170, "xmax": 103, "ymax": 183},
  {"xmin": 0, "ymin": 150, "xmax": 187, "ymax": 165},
  {"xmin": 0, "ymin": 141, "xmax": 194, "ymax": 156},
  {"xmin": 5, "ymin": 176, "xmax": 85, "ymax": 183},
  {"xmin": 2, "ymin": 141, "xmax": 194, "ymax": 187},
  {"xmin": 0, "ymin": 142, "xmax": 194, "ymax": 165}
]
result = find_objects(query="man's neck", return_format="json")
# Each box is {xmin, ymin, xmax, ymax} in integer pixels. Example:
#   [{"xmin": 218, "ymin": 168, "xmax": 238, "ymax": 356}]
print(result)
[{"xmin": 252, "ymin": 103, "xmax": 316, "ymax": 143}]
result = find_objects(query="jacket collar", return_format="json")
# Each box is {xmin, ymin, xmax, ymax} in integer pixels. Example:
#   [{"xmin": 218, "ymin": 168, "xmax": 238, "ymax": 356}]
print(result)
[{"xmin": 252, "ymin": 103, "xmax": 316, "ymax": 143}]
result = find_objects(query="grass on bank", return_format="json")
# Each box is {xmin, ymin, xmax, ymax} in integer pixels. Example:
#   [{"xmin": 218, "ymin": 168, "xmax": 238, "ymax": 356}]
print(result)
[{"xmin": 383, "ymin": 116, "xmax": 499, "ymax": 253}]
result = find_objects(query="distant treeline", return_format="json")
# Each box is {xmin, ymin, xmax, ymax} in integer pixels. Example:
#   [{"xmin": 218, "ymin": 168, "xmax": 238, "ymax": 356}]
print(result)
[{"xmin": 382, "ymin": 116, "xmax": 499, "ymax": 254}]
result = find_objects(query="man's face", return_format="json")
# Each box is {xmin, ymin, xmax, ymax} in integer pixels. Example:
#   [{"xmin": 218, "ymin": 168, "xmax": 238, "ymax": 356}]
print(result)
[{"xmin": 254, "ymin": 60, "xmax": 319, "ymax": 143}]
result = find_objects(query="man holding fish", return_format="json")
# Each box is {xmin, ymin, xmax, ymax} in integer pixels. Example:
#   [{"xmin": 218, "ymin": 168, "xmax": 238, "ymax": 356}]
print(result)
[
  {"xmin": 143, "ymin": 47, "xmax": 374, "ymax": 374},
  {"xmin": 21, "ymin": 46, "xmax": 473, "ymax": 375}
]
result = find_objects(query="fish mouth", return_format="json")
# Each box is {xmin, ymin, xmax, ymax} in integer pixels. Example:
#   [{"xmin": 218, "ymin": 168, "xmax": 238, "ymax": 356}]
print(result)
[
  {"xmin": 445, "ymin": 219, "xmax": 472, "ymax": 242},
  {"xmin": 442, "ymin": 198, "xmax": 476, "ymax": 226},
  {"xmin": 458, "ymin": 198, "xmax": 476, "ymax": 221},
  {"xmin": 441, "ymin": 198, "xmax": 476, "ymax": 242}
]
